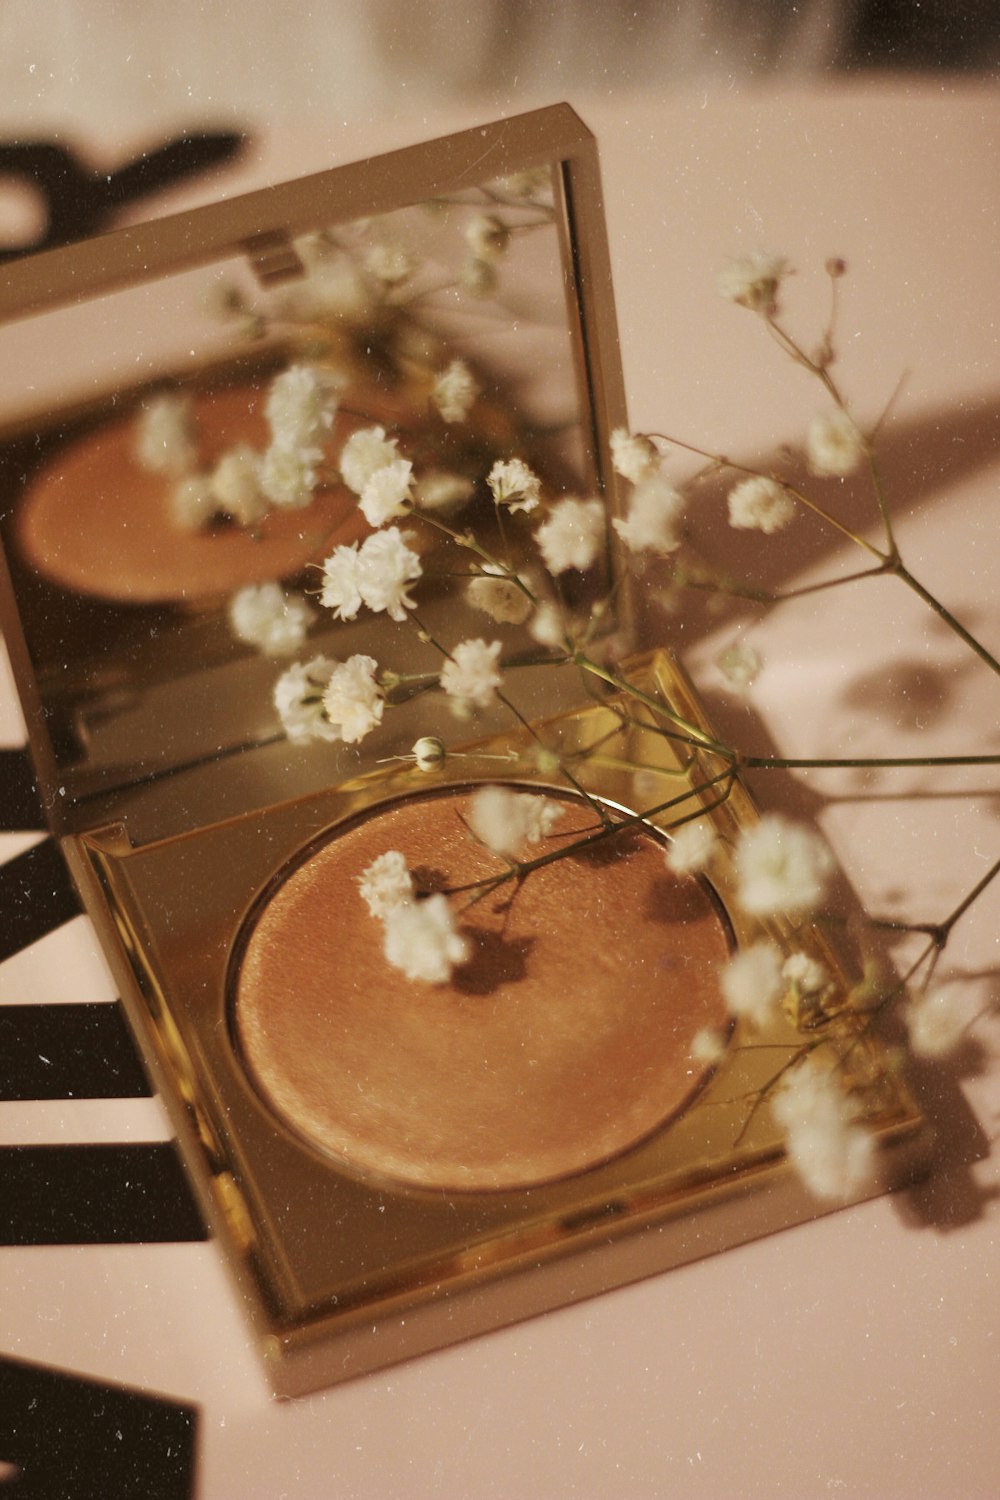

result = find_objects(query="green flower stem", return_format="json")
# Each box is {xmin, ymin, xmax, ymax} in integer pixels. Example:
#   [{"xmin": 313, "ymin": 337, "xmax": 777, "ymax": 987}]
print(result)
[
  {"xmin": 876, "ymin": 850, "xmax": 1000, "ymax": 962},
  {"xmin": 493, "ymin": 687, "xmax": 612, "ymax": 827},
  {"xmin": 406, "ymin": 610, "xmax": 609, "ymax": 826},
  {"xmin": 835, "ymin": 852, "xmax": 1000, "ymax": 1064},
  {"xmin": 645, "ymin": 429, "xmax": 886, "ymax": 559},
  {"xmin": 731, "ymin": 1043, "xmax": 820, "ymax": 1147},
  {"xmin": 764, "ymin": 312, "xmax": 904, "ymax": 558},
  {"xmin": 442, "ymin": 769, "xmax": 737, "ymax": 900},
  {"xmin": 582, "ymin": 750, "xmax": 696, "ymax": 779},
  {"xmin": 863, "ymin": 445, "xmax": 899, "ymax": 560},
  {"xmin": 414, "ymin": 506, "xmax": 538, "ymax": 606},
  {"xmin": 517, "ymin": 768, "xmax": 738, "ymax": 875},
  {"xmin": 672, "ymin": 558, "xmax": 891, "ymax": 608},
  {"xmin": 597, "ymin": 703, "xmax": 720, "ymax": 759},
  {"xmin": 764, "ymin": 564, "xmax": 892, "ymax": 603},
  {"xmin": 559, "ymin": 724, "xmax": 696, "ymax": 778},
  {"xmin": 891, "ymin": 559, "xmax": 1000, "ymax": 680},
  {"xmin": 939, "ymin": 851, "xmax": 1000, "ymax": 935},
  {"xmin": 574, "ymin": 652, "xmax": 728, "ymax": 752}
]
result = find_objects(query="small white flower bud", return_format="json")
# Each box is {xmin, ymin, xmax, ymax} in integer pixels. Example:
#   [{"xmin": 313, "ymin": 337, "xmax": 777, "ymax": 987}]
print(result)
[{"xmin": 413, "ymin": 736, "xmax": 447, "ymax": 772}]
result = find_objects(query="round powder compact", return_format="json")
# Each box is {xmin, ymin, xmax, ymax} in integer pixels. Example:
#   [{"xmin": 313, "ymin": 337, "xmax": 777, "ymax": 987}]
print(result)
[
  {"xmin": 16, "ymin": 382, "xmax": 366, "ymax": 604},
  {"xmin": 232, "ymin": 786, "xmax": 733, "ymax": 1192}
]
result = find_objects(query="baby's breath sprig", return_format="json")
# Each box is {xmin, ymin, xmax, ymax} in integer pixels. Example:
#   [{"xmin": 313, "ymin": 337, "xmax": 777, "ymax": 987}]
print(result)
[{"xmin": 195, "ymin": 236, "xmax": 1000, "ymax": 1204}]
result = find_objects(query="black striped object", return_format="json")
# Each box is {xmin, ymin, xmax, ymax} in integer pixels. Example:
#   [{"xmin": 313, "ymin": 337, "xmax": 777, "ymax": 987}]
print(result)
[
  {"xmin": 0, "ymin": 837, "xmax": 82, "ymax": 962},
  {"xmin": 0, "ymin": 1355, "xmax": 197, "ymax": 1500},
  {"xmin": 0, "ymin": 1002, "xmax": 149, "ymax": 1101},
  {"xmin": 0, "ymin": 729, "xmax": 201, "ymax": 1496},
  {"xmin": 0, "ymin": 747, "xmax": 45, "ymax": 830},
  {"xmin": 0, "ymin": 757, "xmax": 207, "ymax": 1248}
]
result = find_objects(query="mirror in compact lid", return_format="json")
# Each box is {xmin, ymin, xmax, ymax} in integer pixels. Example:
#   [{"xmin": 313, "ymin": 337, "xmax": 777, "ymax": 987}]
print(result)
[{"xmin": 0, "ymin": 109, "xmax": 623, "ymax": 836}]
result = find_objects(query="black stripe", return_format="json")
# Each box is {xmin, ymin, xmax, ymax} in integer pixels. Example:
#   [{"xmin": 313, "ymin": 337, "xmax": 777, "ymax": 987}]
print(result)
[
  {"xmin": 0, "ymin": 1354, "xmax": 197, "ymax": 1500},
  {"xmin": 0, "ymin": 1002, "xmax": 150, "ymax": 1101},
  {"xmin": 0, "ymin": 747, "xmax": 45, "ymax": 831},
  {"xmin": 0, "ymin": 1144, "xmax": 207, "ymax": 1245},
  {"xmin": 0, "ymin": 837, "xmax": 81, "ymax": 962}
]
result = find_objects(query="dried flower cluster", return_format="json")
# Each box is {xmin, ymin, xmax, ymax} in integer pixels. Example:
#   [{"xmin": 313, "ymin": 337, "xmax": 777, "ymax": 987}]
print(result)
[{"xmin": 148, "ymin": 226, "xmax": 989, "ymax": 1208}]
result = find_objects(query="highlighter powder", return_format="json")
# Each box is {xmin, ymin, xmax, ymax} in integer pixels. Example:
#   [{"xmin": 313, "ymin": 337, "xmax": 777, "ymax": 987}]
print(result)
[
  {"xmin": 233, "ymin": 787, "xmax": 733, "ymax": 1192},
  {"xmin": 17, "ymin": 382, "xmax": 367, "ymax": 604}
]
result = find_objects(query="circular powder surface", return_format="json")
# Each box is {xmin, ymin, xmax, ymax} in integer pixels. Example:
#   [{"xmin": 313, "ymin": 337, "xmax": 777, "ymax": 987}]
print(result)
[
  {"xmin": 234, "ymin": 788, "xmax": 732, "ymax": 1192},
  {"xmin": 16, "ymin": 382, "xmax": 366, "ymax": 603}
]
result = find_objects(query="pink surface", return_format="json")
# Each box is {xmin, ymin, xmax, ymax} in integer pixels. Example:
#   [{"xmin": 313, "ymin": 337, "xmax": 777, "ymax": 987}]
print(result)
[{"xmin": 2, "ymin": 82, "xmax": 999, "ymax": 1499}]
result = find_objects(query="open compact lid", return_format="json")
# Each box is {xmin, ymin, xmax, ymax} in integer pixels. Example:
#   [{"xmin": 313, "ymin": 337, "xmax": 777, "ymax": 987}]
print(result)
[{"xmin": 0, "ymin": 104, "xmax": 628, "ymax": 840}]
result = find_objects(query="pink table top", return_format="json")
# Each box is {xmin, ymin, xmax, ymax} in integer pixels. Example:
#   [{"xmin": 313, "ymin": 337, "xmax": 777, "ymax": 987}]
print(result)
[{"xmin": 2, "ymin": 81, "xmax": 998, "ymax": 1498}]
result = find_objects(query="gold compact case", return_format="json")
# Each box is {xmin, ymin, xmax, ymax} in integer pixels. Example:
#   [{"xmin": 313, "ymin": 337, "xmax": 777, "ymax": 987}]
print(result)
[{"xmin": 0, "ymin": 106, "xmax": 927, "ymax": 1396}]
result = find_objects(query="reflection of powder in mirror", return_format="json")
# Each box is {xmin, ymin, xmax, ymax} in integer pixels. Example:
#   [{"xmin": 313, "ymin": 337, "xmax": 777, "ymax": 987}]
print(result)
[
  {"xmin": 17, "ymin": 382, "xmax": 366, "ymax": 604},
  {"xmin": 234, "ymin": 787, "xmax": 732, "ymax": 1192}
]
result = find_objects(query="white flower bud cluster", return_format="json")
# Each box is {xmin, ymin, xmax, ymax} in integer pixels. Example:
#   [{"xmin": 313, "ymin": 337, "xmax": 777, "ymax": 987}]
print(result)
[
  {"xmin": 439, "ymin": 639, "xmax": 503, "ymax": 710},
  {"xmin": 467, "ymin": 786, "xmax": 564, "ymax": 861},
  {"xmin": 320, "ymin": 528, "xmax": 422, "ymax": 623},
  {"xmin": 357, "ymin": 852, "xmax": 470, "ymax": 985},
  {"xmin": 228, "ymin": 582, "xmax": 314, "ymax": 656},
  {"xmin": 771, "ymin": 1055, "xmax": 875, "ymax": 1201},
  {"xmin": 339, "ymin": 425, "xmax": 413, "ymax": 525},
  {"xmin": 272, "ymin": 653, "xmax": 384, "ymax": 746}
]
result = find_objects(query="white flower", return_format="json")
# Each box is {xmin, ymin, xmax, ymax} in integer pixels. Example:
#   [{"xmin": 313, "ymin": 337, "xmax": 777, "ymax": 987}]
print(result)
[
  {"xmin": 720, "ymin": 941, "xmax": 785, "ymax": 1027},
  {"xmin": 717, "ymin": 251, "xmax": 789, "ymax": 314},
  {"xmin": 665, "ymin": 820, "xmax": 718, "ymax": 875},
  {"xmin": 282, "ymin": 251, "xmax": 372, "ymax": 323},
  {"xmin": 610, "ymin": 428, "xmax": 658, "ymax": 484},
  {"xmin": 260, "ymin": 442, "xmax": 321, "ymax": 509},
  {"xmin": 461, "ymin": 256, "xmax": 499, "ymax": 298},
  {"xmin": 440, "ymin": 638, "xmax": 503, "ymax": 709},
  {"xmin": 412, "ymin": 736, "xmax": 446, "ymax": 771},
  {"xmin": 229, "ymin": 582, "xmax": 314, "ymax": 656},
  {"xmin": 716, "ymin": 640, "xmax": 762, "ymax": 694},
  {"xmin": 265, "ymin": 364, "xmax": 338, "ymax": 451},
  {"xmin": 357, "ymin": 850, "xmax": 414, "ymax": 919},
  {"xmin": 487, "ymin": 458, "xmax": 541, "ymax": 514},
  {"xmin": 807, "ymin": 409, "xmax": 866, "ymax": 477},
  {"xmin": 735, "ymin": 814, "xmax": 834, "ymax": 919},
  {"xmin": 169, "ymin": 473, "xmax": 215, "ymax": 531},
  {"xmin": 321, "ymin": 654, "xmax": 385, "ymax": 745},
  {"xmin": 364, "ymin": 241, "xmax": 416, "ymax": 286},
  {"xmin": 529, "ymin": 601, "xmax": 566, "ymax": 651},
  {"xmin": 536, "ymin": 497, "xmax": 605, "ymax": 574},
  {"xmin": 320, "ymin": 544, "xmax": 363, "ymax": 620},
  {"xmin": 358, "ymin": 457, "xmax": 413, "ymax": 527},
  {"xmin": 463, "ymin": 213, "xmax": 509, "ymax": 260},
  {"xmin": 134, "ymin": 392, "xmax": 198, "ymax": 476},
  {"xmin": 210, "ymin": 444, "xmax": 268, "ymax": 526},
  {"xmin": 690, "ymin": 1027, "xmax": 727, "ymax": 1065},
  {"xmin": 202, "ymin": 279, "xmax": 253, "ymax": 326},
  {"xmin": 782, "ymin": 951, "xmax": 830, "ymax": 998},
  {"xmin": 727, "ymin": 475, "xmax": 796, "ymax": 534},
  {"xmin": 355, "ymin": 527, "xmax": 422, "ymax": 620},
  {"xmin": 906, "ymin": 983, "xmax": 968, "ymax": 1058},
  {"xmin": 339, "ymin": 425, "xmax": 399, "ymax": 495},
  {"xmin": 468, "ymin": 785, "xmax": 564, "ymax": 860},
  {"xmin": 273, "ymin": 656, "xmax": 339, "ymax": 742},
  {"xmin": 466, "ymin": 565, "xmax": 533, "ymax": 625},
  {"xmin": 321, "ymin": 529, "xmax": 422, "ymax": 623},
  {"xmin": 771, "ymin": 1054, "xmax": 876, "ymax": 1201},
  {"xmin": 612, "ymin": 472, "xmax": 684, "ymax": 554},
  {"xmin": 496, "ymin": 167, "xmax": 551, "ymax": 201},
  {"xmin": 383, "ymin": 894, "xmax": 471, "ymax": 984},
  {"xmin": 414, "ymin": 470, "xmax": 474, "ymax": 513},
  {"xmin": 432, "ymin": 359, "xmax": 478, "ymax": 423}
]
